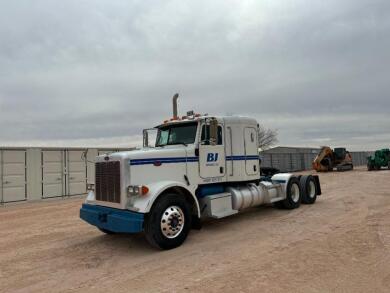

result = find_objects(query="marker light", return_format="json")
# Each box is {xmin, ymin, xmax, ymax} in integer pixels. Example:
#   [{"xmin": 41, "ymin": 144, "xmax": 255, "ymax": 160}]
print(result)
[
  {"xmin": 127, "ymin": 185, "xmax": 149, "ymax": 197},
  {"xmin": 141, "ymin": 186, "xmax": 149, "ymax": 195}
]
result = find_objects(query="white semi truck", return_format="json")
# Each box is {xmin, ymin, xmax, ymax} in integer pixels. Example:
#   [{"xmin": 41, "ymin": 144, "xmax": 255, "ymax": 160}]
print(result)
[{"xmin": 80, "ymin": 94, "xmax": 321, "ymax": 250}]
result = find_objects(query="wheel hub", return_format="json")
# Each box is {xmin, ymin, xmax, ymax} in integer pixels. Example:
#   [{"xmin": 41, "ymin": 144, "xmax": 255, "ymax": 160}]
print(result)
[
  {"xmin": 308, "ymin": 181, "xmax": 316, "ymax": 198},
  {"xmin": 291, "ymin": 183, "xmax": 300, "ymax": 203},
  {"xmin": 161, "ymin": 206, "xmax": 185, "ymax": 239}
]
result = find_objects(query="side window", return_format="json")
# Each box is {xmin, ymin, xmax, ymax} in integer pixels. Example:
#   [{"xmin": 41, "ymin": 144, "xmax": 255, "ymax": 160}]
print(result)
[{"xmin": 201, "ymin": 125, "xmax": 223, "ymax": 145}]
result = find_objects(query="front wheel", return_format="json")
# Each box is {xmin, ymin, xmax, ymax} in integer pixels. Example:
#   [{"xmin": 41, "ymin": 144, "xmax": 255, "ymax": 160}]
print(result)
[{"xmin": 144, "ymin": 194, "xmax": 192, "ymax": 250}]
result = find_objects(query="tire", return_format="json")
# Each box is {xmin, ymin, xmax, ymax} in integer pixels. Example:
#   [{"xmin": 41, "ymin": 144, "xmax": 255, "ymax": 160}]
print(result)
[
  {"xmin": 322, "ymin": 157, "xmax": 333, "ymax": 171},
  {"xmin": 144, "ymin": 193, "xmax": 192, "ymax": 250},
  {"xmin": 300, "ymin": 175, "xmax": 317, "ymax": 204},
  {"xmin": 278, "ymin": 177, "xmax": 302, "ymax": 209},
  {"xmin": 98, "ymin": 228, "xmax": 115, "ymax": 235}
]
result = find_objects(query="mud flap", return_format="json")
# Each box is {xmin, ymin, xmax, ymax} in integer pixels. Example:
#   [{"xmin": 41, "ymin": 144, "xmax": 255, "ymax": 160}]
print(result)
[{"xmin": 312, "ymin": 175, "xmax": 322, "ymax": 195}]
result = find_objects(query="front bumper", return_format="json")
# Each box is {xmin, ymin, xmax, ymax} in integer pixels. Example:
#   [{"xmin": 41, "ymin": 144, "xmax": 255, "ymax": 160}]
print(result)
[{"xmin": 80, "ymin": 204, "xmax": 144, "ymax": 233}]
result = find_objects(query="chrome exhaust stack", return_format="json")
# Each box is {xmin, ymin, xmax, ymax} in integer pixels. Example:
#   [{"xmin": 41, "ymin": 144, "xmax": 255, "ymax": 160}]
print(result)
[{"xmin": 172, "ymin": 93, "xmax": 179, "ymax": 119}]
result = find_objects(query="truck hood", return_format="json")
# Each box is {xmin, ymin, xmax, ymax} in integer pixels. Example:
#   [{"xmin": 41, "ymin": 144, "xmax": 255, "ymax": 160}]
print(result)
[{"xmin": 99, "ymin": 146, "xmax": 190, "ymax": 162}]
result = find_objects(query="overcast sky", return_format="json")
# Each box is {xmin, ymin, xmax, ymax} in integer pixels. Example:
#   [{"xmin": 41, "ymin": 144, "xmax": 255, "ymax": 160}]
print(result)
[{"xmin": 0, "ymin": 0, "xmax": 389, "ymax": 150}]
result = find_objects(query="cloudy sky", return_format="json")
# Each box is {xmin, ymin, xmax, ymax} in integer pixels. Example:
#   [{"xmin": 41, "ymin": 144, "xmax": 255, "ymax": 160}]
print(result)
[{"xmin": 0, "ymin": 0, "xmax": 389, "ymax": 150}]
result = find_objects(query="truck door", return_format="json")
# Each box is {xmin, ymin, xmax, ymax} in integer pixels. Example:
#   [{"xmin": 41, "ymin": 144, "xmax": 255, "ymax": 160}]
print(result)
[
  {"xmin": 199, "ymin": 121, "xmax": 226, "ymax": 181},
  {"xmin": 244, "ymin": 127, "xmax": 259, "ymax": 176}
]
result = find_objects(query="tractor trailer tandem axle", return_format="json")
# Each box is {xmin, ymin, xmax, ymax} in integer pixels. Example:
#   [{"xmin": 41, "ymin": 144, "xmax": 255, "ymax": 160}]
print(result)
[{"xmin": 80, "ymin": 95, "xmax": 322, "ymax": 249}]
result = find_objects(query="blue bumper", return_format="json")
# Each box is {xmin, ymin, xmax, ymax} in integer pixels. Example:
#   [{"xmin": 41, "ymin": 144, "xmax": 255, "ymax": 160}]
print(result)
[{"xmin": 80, "ymin": 204, "xmax": 144, "ymax": 233}]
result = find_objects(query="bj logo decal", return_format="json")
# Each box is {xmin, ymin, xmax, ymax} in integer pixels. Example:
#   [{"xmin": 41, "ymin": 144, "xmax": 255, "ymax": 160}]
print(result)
[{"xmin": 207, "ymin": 153, "xmax": 219, "ymax": 162}]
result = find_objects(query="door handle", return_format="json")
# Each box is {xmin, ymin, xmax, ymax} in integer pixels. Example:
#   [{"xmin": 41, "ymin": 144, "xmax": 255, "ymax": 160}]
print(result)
[{"xmin": 220, "ymin": 167, "xmax": 224, "ymax": 174}]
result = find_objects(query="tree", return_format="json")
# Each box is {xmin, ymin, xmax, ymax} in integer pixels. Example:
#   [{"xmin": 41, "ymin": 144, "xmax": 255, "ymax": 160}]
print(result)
[{"xmin": 258, "ymin": 125, "xmax": 278, "ymax": 151}]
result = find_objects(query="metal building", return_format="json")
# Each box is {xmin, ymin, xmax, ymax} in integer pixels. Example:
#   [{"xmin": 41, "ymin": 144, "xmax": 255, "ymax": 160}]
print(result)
[
  {"xmin": 0, "ymin": 147, "xmax": 133, "ymax": 204},
  {"xmin": 260, "ymin": 146, "xmax": 372, "ymax": 172}
]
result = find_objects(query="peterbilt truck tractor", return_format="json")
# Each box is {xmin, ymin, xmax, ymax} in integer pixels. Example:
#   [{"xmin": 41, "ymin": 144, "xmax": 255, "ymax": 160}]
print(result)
[{"xmin": 80, "ymin": 94, "xmax": 322, "ymax": 250}]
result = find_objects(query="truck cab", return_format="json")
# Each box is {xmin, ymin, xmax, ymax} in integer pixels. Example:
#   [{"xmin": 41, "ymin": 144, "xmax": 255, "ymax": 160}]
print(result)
[{"xmin": 80, "ymin": 97, "xmax": 321, "ymax": 250}]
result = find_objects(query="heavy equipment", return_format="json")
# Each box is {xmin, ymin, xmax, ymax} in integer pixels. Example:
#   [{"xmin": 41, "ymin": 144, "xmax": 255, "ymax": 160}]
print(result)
[
  {"xmin": 367, "ymin": 149, "xmax": 390, "ymax": 171},
  {"xmin": 312, "ymin": 146, "xmax": 353, "ymax": 172},
  {"xmin": 80, "ymin": 94, "xmax": 322, "ymax": 250}
]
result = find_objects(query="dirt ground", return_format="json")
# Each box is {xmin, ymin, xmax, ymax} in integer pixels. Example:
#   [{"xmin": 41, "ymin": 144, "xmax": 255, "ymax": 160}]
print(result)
[{"xmin": 0, "ymin": 167, "xmax": 389, "ymax": 293}]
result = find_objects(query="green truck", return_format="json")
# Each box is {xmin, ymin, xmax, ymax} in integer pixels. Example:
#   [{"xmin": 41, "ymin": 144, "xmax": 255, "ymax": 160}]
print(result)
[{"xmin": 367, "ymin": 149, "xmax": 390, "ymax": 171}]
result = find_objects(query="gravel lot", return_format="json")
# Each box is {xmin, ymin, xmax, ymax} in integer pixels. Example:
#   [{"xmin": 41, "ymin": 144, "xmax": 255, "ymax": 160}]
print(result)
[{"xmin": 0, "ymin": 167, "xmax": 389, "ymax": 293}]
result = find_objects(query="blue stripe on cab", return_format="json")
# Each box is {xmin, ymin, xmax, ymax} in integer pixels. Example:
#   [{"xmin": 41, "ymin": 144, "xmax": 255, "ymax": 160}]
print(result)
[
  {"xmin": 130, "ymin": 157, "xmax": 199, "ymax": 166},
  {"xmin": 129, "ymin": 155, "xmax": 259, "ymax": 166},
  {"xmin": 226, "ymin": 155, "xmax": 259, "ymax": 161}
]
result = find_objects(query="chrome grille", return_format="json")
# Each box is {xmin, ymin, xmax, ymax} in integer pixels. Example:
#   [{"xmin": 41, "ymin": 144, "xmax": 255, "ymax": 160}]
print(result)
[{"xmin": 95, "ymin": 161, "xmax": 121, "ymax": 203}]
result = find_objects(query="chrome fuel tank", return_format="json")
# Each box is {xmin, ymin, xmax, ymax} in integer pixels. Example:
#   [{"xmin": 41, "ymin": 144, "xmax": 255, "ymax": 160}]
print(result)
[{"xmin": 227, "ymin": 182, "xmax": 280, "ymax": 210}]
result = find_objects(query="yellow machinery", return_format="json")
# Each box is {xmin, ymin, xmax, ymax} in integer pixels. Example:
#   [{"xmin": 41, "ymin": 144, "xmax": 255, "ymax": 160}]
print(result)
[{"xmin": 313, "ymin": 147, "xmax": 353, "ymax": 172}]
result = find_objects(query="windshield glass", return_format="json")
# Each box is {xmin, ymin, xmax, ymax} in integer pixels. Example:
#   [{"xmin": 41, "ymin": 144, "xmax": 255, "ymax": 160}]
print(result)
[{"xmin": 156, "ymin": 122, "xmax": 198, "ymax": 146}]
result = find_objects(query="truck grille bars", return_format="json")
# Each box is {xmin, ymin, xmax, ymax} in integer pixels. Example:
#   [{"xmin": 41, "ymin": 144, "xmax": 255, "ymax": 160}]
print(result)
[{"xmin": 95, "ymin": 161, "xmax": 121, "ymax": 203}]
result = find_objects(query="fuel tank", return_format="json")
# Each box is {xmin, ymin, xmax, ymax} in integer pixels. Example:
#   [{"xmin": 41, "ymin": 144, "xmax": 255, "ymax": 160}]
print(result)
[{"xmin": 226, "ymin": 182, "xmax": 280, "ymax": 211}]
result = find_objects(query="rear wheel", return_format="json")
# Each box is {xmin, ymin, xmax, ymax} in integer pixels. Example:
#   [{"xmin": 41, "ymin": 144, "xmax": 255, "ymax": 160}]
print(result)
[
  {"xmin": 300, "ymin": 175, "xmax": 317, "ymax": 204},
  {"xmin": 144, "ymin": 193, "xmax": 192, "ymax": 250},
  {"xmin": 277, "ymin": 177, "xmax": 302, "ymax": 209}
]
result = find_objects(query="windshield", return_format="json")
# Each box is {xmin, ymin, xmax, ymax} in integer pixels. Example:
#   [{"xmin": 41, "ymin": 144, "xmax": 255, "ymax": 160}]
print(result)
[{"xmin": 156, "ymin": 122, "xmax": 198, "ymax": 146}]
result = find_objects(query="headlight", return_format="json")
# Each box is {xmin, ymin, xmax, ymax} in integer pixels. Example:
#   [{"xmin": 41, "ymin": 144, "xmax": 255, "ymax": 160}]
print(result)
[
  {"xmin": 87, "ymin": 183, "xmax": 95, "ymax": 191},
  {"xmin": 127, "ymin": 185, "xmax": 149, "ymax": 197}
]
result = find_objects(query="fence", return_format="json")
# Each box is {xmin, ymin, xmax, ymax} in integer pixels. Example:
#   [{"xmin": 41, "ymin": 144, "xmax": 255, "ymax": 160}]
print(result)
[{"xmin": 260, "ymin": 151, "xmax": 372, "ymax": 173}]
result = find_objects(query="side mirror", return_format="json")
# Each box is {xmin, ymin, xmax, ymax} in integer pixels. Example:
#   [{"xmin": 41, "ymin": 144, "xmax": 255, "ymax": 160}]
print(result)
[
  {"xmin": 143, "ymin": 129, "xmax": 149, "ymax": 148},
  {"xmin": 143, "ymin": 128, "xmax": 158, "ymax": 148},
  {"xmin": 209, "ymin": 119, "xmax": 218, "ymax": 146}
]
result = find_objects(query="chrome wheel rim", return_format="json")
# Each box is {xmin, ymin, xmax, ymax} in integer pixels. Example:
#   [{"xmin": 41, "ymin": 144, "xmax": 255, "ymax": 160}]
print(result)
[
  {"xmin": 308, "ymin": 181, "xmax": 316, "ymax": 198},
  {"xmin": 161, "ymin": 206, "xmax": 185, "ymax": 239},
  {"xmin": 291, "ymin": 183, "xmax": 300, "ymax": 203}
]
